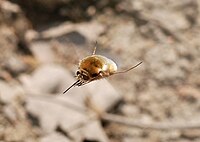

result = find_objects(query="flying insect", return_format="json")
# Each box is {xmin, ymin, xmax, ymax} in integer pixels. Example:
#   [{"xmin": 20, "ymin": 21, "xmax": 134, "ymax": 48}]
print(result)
[{"xmin": 63, "ymin": 43, "xmax": 142, "ymax": 94}]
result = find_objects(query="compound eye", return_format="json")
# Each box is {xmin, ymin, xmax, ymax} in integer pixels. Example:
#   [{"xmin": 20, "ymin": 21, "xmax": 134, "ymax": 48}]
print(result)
[
  {"xmin": 82, "ymin": 74, "xmax": 89, "ymax": 80},
  {"xmin": 91, "ymin": 73, "xmax": 98, "ymax": 77},
  {"xmin": 76, "ymin": 71, "xmax": 80, "ymax": 76}
]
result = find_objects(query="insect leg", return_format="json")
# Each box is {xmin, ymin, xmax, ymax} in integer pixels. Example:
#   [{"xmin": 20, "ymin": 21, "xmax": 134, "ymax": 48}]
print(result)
[
  {"xmin": 92, "ymin": 41, "xmax": 98, "ymax": 55},
  {"xmin": 77, "ymin": 81, "xmax": 89, "ymax": 86},
  {"xmin": 63, "ymin": 80, "xmax": 80, "ymax": 94},
  {"xmin": 77, "ymin": 81, "xmax": 83, "ymax": 86},
  {"xmin": 113, "ymin": 61, "xmax": 142, "ymax": 75}
]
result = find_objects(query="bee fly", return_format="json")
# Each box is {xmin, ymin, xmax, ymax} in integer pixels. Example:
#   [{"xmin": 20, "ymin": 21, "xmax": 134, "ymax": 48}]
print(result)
[{"xmin": 63, "ymin": 43, "xmax": 142, "ymax": 94}]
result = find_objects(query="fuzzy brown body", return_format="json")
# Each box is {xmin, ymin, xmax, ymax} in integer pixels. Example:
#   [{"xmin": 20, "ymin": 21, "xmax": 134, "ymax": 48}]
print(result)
[{"xmin": 78, "ymin": 55, "xmax": 117, "ymax": 82}]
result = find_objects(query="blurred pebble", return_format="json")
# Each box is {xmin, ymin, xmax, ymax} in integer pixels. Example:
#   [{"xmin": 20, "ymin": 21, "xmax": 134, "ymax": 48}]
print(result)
[
  {"xmin": 40, "ymin": 21, "xmax": 105, "ymax": 43},
  {"xmin": 152, "ymin": 9, "xmax": 190, "ymax": 31},
  {"xmin": 1, "ymin": 0, "xmax": 20, "ymax": 13},
  {"xmin": 87, "ymin": 79, "xmax": 122, "ymax": 112},
  {"xmin": 181, "ymin": 129, "xmax": 200, "ymax": 139},
  {"xmin": 146, "ymin": 46, "xmax": 177, "ymax": 65},
  {"xmin": 145, "ymin": 47, "xmax": 186, "ymax": 85},
  {"xmin": 0, "ymin": 81, "xmax": 25, "ymax": 104},
  {"xmin": 3, "ymin": 104, "xmax": 17, "ymax": 122},
  {"xmin": 0, "ymin": 70, "xmax": 13, "ymax": 81},
  {"xmin": 76, "ymin": 21, "xmax": 105, "ymax": 42},
  {"xmin": 30, "ymin": 41, "xmax": 55, "ymax": 64},
  {"xmin": 189, "ymin": 73, "xmax": 200, "ymax": 86},
  {"xmin": 19, "ymin": 64, "xmax": 73, "ymax": 94},
  {"xmin": 120, "ymin": 104, "xmax": 140, "ymax": 117},
  {"xmin": 3, "ymin": 56, "xmax": 27, "ymax": 75},
  {"xmin": 123, "ymin": 138, "xmax": 146, "ymax": 142},
  {"xmin": 70, "ymin": 120, "xmax": 109, "ymax": 142},
  {"xmin": 26, "ymin": 97, "xmax": 88, "ymax": 133},
  {"xmin": 40, "ymin": 132, "xmax": 70, "ymax": 142},
  {"xmin": 177, "ymin": 85, "xmax": 200, "ymax": 100},
  {"xmin": 27, "ymin": 96, "xmax": 110, "ymax": 142}
]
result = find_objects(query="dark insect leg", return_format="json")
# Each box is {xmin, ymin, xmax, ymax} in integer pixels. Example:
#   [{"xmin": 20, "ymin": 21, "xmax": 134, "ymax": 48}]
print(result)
[{"xmin": 63, "ymin": 80, "xmax": 80, "ymax": 94}]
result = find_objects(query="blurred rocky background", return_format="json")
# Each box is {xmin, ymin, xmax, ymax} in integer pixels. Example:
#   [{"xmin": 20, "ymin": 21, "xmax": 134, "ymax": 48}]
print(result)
[{"xmin": 0, "ymin": 0, "xmax": 200, "ymax": 142}]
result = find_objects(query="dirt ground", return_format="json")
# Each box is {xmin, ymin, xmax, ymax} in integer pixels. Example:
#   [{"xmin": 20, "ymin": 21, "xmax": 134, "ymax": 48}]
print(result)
[{"xmin": 0, "ymin": 0, "xmax": 200, "ymax": 142}]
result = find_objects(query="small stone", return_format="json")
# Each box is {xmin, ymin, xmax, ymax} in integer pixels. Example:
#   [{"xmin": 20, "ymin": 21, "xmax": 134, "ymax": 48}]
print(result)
[
  {"xmin": 3, "ymin": 104, "xmax": 17, "ymax": 122},
  {"xmin": 76, "ymin": 21, "xmax": 105, "ymax": 41},
  {"xmin": 181, "ymin": 129, "xmax": 200, "ymax": 139},
  {"xmin": 40, "ymin": 132, "xmax": 70, "ymax": 142},
  {"xmin": 40, "ymin": 21, "xmax": 105, "ymax": 43},
  {"xmin": 1, "ymin": 0, "xmax": 21, "ymax": 13},
  {"xmin": 177, "ymin": 85, "xmax": 200, "ymax": 101},
  {"xmin": 19, "ymin": 64, "xmax": 74, "ymax": 94},
  {"xmin": 87, "ymin": 79, "xmax": 122, "ymax": 112},
  {"xmin": 121, "ymin": 104, "xmax": 140, "ymax": 117},
  {"xmin": 123, "ymin": 137, "xmax": 146, "ymax": 142},
  {"xmin": 70, "ymin": 120, "xmax": 109, "ymax": 142},
  {"xmin": 152, "ymin": 9, "xmax": 190, "ymax": 31},
  {"xmin": 3, "ymin": 56, "xmax": 28, "ymax": 75},
  {"xmin": 30, "ymin": 41, "xmax": 55, "ymax": 64},
  {"xmin": 26, "ymin": 96, "xmax": 88, "ymax": 133},
  {"xmin": 0, "ymin": 81, "xmax": 25, "ymax": 104}
]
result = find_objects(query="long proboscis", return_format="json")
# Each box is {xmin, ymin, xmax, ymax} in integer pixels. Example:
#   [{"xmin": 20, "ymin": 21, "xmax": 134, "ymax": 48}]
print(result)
[
  {"xmin": 113, "ymin": 61, "xmax": 143, "ymax": 75},
  {"xmin": 63, "ymin": 80, "xmax": 80, "ymax": 94}
]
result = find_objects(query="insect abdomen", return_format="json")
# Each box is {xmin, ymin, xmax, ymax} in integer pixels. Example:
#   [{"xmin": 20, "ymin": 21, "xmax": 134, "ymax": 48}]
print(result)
[{"xmin": 93, "ymin": 55, "xmax": 117, "ymax": 74}]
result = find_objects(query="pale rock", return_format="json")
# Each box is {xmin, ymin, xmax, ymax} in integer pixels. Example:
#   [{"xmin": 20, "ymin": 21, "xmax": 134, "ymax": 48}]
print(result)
[
  {"xmin": 19, "ymin": 64, "xmax": 77, "ymax": 94},
  {"xmin": 40, "ymin": 132, "xmax": 70, "ymax": 142},
  {"xmin": 121, "ymin": 104, "xmax": 140, "ymax": 117},
  {"xmin": 87, "ymin": 79, "xmax": 122, "ymax": 112},
  {"xmin": 70, "ymin": 120, "xmax": 109, "ymax": 142},
  {"xmin": 76, "ymin": 21, "xmax": 105, "ymax": 41},
  {"xmin": 123, "ymin": 138, "xmax": 146, "ymax": 142},
  {"xmin": 0, "ymin": 81, "xmax": 25, "ymax": 104},
  {"xmin": 3, "ymin": 56, "xmax": 27, "ymax": 75},
  {"xmin": 30, "ymin": 41, "xmax": 55, "ymax": 64},
  {"xmin": 26, "ymin": 96, "xmax": 88, "ymax": 133},
  {"xmin": 40, "ymin": 21, "xmax": 105, "ymax": 42},
  {"xmin": 3, "ymin": 104, "xmax": 17, "ymax": 122}
]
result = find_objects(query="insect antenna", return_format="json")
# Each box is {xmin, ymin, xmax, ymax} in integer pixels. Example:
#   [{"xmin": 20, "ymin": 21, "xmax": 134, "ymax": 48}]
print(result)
[
  {"xmin": 113, "ymin": 61, "xmax": 142, "ymax": 75},
  {"xmin": 63, "ymin": 80, "xmax": 80, "ymax": 94},
  {"xmin": 92, "ymin": 41, "xmax": 98, "ymax": 55}
]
